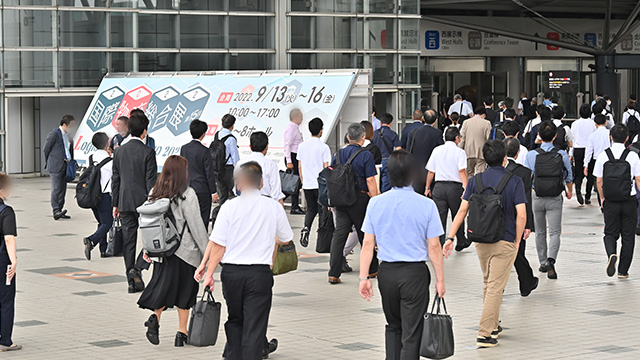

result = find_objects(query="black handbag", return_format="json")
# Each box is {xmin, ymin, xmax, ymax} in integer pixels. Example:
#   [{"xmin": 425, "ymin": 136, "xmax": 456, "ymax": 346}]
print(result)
[
  {"xmin": 105, "ymin": 217, "xmax": 124, "ymax": 257},
  {"xmin": 420, "ymin": 295, "xmax": 454, "ymax": 359},
  {"xmin": 279, "ymin": 170, "xmax": 300, "ymax": 196},
  {"xmin": 315, "ymin": 205, "xmax": 333, "ymax": 253},
  {"xmin": 188, "ymin": 286, "xmax": 221, "ymax": 347}
]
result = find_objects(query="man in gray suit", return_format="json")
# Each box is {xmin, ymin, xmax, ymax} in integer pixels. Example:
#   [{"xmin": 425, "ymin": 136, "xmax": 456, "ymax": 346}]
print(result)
[
  {"xmin": 112, "ymin": 113, "xmax": 158, "ymax": 293},
  {"xmin": 43, "ymin": 115, "xmax": 76, "ymax": 220}
]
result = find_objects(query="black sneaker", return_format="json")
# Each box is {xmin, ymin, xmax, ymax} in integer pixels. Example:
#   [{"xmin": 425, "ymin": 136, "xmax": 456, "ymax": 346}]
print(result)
[
  {"xmin": 342, "ymin": 257, "xmax": 353, "ymax": 273},
  {"xmin": 300, "ymin": 227, "xmax": 310, "ymax": 248},
  {"xmin": 521, "ymin": 277, "xmax": 539, "ymax": 297},
  {"xmin": 618, "ymin": 273, "xmax": 629, "ymax": 279},
  {"xmin": 547, "ymin": 262, "xmax": 558, "ymax": 279},
  {"xmin": 539, "ymin": 263, "xmax": 549, "ymax": 273},
  {"xmin": 476, "ymin": 336, "xmax": 498, "ymax": 348},
  {"xmin": 585, "ymin": 199, "xmax": 592, "ymax": 205},
  {"xmin": 290, "ymin": 208, "xmax": 306, "ymax": 215},
  {"xmin": 606, "ymin": 254, "xmax": 618, "ymax": 277},
  {"xmin": 576, "ymin": 191, "xmax": 584, "ymax": 205},
  {"xmin": 83, "ymin": 237, "xmax": 94, "ymax": 261},
  {"xmin": 491, "ymin": 326, "xmax": 503, "ymax": 339}
]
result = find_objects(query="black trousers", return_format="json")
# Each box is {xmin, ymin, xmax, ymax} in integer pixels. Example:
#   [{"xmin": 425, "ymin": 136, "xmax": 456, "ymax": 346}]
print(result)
[
  {"xmin": 329, "ymin": 193, "xmax": 378, "ymax": 278},
  {"xmin": 303, "ymin": 189, "xmax": 319, "ymax": 230},
  {"xmin": 587, "ymin": 158, "xmax": 597, "ymax": 202},
  {"xmin": 49, "ymin": 171, "xmax": 67, "ymax": 213},
  {"xmin": 196, "ymin": 192, "xmax": 212, "ymax": 232},
  {"xmin": 0, "ymin": 254, "xmax": 15, "ymax": 346},
  {"xmin": 412, "ymin": 168, "xmax": 427, "ymax": 195},
  {"xmin": 574, "ymin": 148, "xmax": 595, "ymax": 200},
  {"xmin": 221, "ymin": 264, "xmax": 273, "ymax": 360},
  {"xmin": 432, "ymin": 182, "xmax": 466, "ymax": 245},
  {"xmin": 378, "ymin": 262, "xmax": 430, "ymax": 360},
  {"xmin": 89, "ymin": 193, "xmax": 113, "ymax": 253},
  {"xmin": 119, "ymin": 211, "xmax": 140, "ymax": 274},
  {"xmin": 284, "ymin": 153, "xmax": 301, "ymax": 210},
  {"xmin": 217, "ymin": 165, "xmax": 235, "ymax": 205},
  {"xmin": 603, "ymin": 198, "xmax": 638, "ymax": 275},
  {"xmin": 513, "ymin": 239, "xmax": 536, "ymax": 294}
]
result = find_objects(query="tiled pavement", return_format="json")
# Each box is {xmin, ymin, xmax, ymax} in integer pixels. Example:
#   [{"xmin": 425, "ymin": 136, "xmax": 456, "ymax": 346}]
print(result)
[{"xmin": 8, "ymin": 177, "xmax": 640, "ymax": 359}]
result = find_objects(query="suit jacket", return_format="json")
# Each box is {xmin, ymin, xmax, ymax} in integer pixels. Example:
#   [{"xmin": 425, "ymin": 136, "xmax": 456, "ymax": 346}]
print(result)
[
  {"xmin": 459, "ymin": 115, "xmax": 492, "ymax": 159},
  {"xmin": 486, "ymin": 108, "xmax": 499, "ymax": 123},
  {"xmin": 507, "ymin": 159, "xmax": 534, "ymax": 231},
  {"xmin": 401, "ymin": 121, "xmax": 424, "ymax": 149},
  {"xmin": 43, "ymin": 128, "xmax": 73, "ymax": 173},
  {"xmin": 112, "ymin": 138, "xmax": 158, "ymax": 212},
  {"xmin": 407, "ymin": 124, "xmax": 444, "ymax": 168},
  {"xmin": 180, "ymin": 140, "xmax": 217, "ymax": 195}
]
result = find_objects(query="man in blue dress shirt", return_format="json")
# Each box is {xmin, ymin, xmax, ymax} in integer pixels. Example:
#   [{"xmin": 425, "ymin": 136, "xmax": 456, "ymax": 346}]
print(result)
[{"xmin": 372, "ymin": 112, "xmax": 401, "ymax": 193}]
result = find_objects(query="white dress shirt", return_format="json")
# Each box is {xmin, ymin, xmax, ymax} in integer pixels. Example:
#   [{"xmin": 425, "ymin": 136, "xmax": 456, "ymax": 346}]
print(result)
[
  {"xmin": 515, "ymin": 145, "xmax": 528, "ymax": 166},
  {"xmin": 91, "ymin": 149, "xmax": 113, "ymax": 193},
  {"xmin": 211, "ymin": 189, "xmax": 294, "ymax": 265},
  {"xmin": 235, "ymin": 152, "xmax": 284, "ymax": 200},
  {"xmin": 297, "ymin": 137, "xmax": 331, "ymax": 190},
  {"xmin": 523, "ymin": 117, "xmax": 541, "ymax": 135},
  {"xmin": 622, "ymin": 109, "xmax": 640, "ymax": 125},
  {"xmin": 571, "ymin": 117, "xmax": 597, "ymax": 149},
  {"xmin": 426, "ymin": 142, "xmax": 467, "ymax": 182},
  {"xmin": 585, "ymin": 126, "xmax": 611, "ymax": 162},
  {"xmin": 447, "ymin": 101, "xmax": 473, "ymax": 117},
  {"xmin": 593, "ymin": 143, "xmax": 640, "ymax": 196}
]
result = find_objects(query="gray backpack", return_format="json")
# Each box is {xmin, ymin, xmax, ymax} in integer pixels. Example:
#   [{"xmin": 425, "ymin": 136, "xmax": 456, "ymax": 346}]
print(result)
[{"xmin": 137, "ymin": 198, "xmax": 187, "ymax": 258}]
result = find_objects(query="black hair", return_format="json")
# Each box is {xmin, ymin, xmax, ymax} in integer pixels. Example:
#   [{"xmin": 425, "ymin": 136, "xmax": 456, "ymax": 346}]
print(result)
[
  {"xmin": 474, "ymin": 107, "xmax": 486, "ymax": 116},
  {"xmin": 116, "ymin": 116, "xmax": 128, "ymax": 123},
  {"xmin": 539, "ymin": 107, "xmax": 552, "ymax": 121},
  {"xmin": 60, "ymin": 114, "xmax": 75, "ymax": 126},
  {"xmin": 189, "ymin": 119, "xmax": 208, "ymax": 139},
  {"xmin": 543, "ymin": 92, "xmax": 550, "ymax": 99},
  {"xmin": 372, "ymin": 106, "xmax": 376, "ymax": 115},
  {"xmin": 483, "ymin": 96, "xmax": 494, "ymax": 106},
  {"xmin": 536, "ymin": 104, "xmax": 547, "ymax": 114},
  {"xmin": 129, "ymin": 108, "xmax": 145, "ymax": 117},
  {"xmin": 387, "ymin": 149, "xmax": 416, "ymax": 188},
  {"xmin": 552, "ymin": 105, "xmax": 565, "ymax": 120},
  {"xmin": 308, "ymin": 117, "xmax": 323, "ymax": 136},
  {"xmin": 424, "ymin": 109, "xmax": 437, "ymax": 125},
  {"xmin": 504, "ymin": 97, "xmax": 514, "ymax": 109},
  {"xmin": 594, "ymin": 114, "xmax": 607, "ymax": 125},
  {"xmin": 504, "ymin": 108, "xmax": 516, "ymax": 119},
  {"xmin": 92, "ymin": 132, "xmax": 109, "ymax": 150},
  {"xmin": 238, "ymin": 161, "xmax": 262, "ymax": 188},
  {"xmin": 504, "ymin": 137, "xmax": 521, "ymax": 158},
  {"xmin": 221, "ymin": 114, "xmax": 236, "ymax": 129},
  {"xmin": 502, "ymin": 120, "xmax": 520, "ymax": 136},
  {"xmin": 450, "ymin": 112, "xmax": 459, "ymax": 122},
  {"xmin": 128, "ymin": 113, "xmax": 149, "ymax": 137},
  {"xmin": 482, "ymin": 140, "xmax": 507, "ymax": 167},
  {"xmin": 592, "ymin": 102, "xmax": 604, "ymax": 116},
  {"xmin": 380, "ymin": 113, "xmax": 393, "ymax": 125},
  {"xmin": 538, "ymin": 120, "xmax": 557, "ymax": 142},
  {"xmin": 249, "ymin": 131, "xmax": 269, "ymax": 152},
  {"xmin": 444, "ymin": 127, "xmax": 460, "ymax": 142},
  {"xmin": 610, "ymin": 124, "xmax": 629, "ymax": 143},
  {"xmin": 579, "ymin": 103, "xmax": 591, "ymax": 118}
]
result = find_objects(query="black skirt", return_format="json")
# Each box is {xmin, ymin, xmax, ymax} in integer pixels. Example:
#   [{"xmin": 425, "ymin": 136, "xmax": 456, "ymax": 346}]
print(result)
[{"xmin": 137, "ymin": 255, "xmax": 199, "ymax": 311}]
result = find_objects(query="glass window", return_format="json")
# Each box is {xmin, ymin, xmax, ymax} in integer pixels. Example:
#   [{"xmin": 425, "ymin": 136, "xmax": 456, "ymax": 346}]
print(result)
[
  {"xmin": 229, "ymin": 0, "xmax": 274, "ymax": 12},
  {"xmin": 4, "ymin": 0, "xmax": 54, "ymax": 5},
  {"xmin": 111, "ymin": 12, "xmax": 135, "ymax": 47},
  {"xmin": 400, "ymin": 54, "xmax": 418, "ymax": 84},
  {"xmin": 4, "ymin": 51, "xmax": 56, "ymax": 88},
  {"xmin": 290, "ymin": 16, "xmax": 355, "ymax": 49},
  {"xmin": 357, "ymin": 18, "xmax": 395, "ymax": 49},
  {"xmin": 3, "ymin": 10, "xmax": 55, "ymax": 47},
  {"xmin": 139, "ymin": 52, "xmax": 178, "ymax": 71},
  {"xmin": 229, "ymin": 53, "xmax": 273, "ymax": 70},
  {"xmin": 138, "ymin": 0, "xmax": 178, "ymax": 10},
  {"xmin": 180, "ymin": 15, "xmax": 225, "ymax": 49},
  {"xmin": 180, "ymin": 0, "xmax": 225, "ymax": 11},
  {"xmin": 59, "ymin": 0, "xmax": 107, "ymax": 6},
  {"xmin": 357, "ymin": 0, "xmax": 396, "ymax": 13},
  {"xmin": 400, "ymin": 0, "xmax": 419, "ymax": 14},
  {"xmin": 139, "ymin": 14, "xmax": 177, "ymax": 48},
  {"xmin": 59, "ymin": 11, "xmax": 107, "ymax": 47},
  {"xmin": 290, "ymin": 53, "xmax": 355, "ymax": 69},
  {"xmin": 110, "ymin": 52, "xmax": 135, "ymax": 73},
  {"xmin": 290, "ymin": 0, "xmax": 312, "ymax": 12},
  {"xmin": 111, "ymin": 0, "xmax": 138, "ymax": 8},
  {"xmin": 59, "ymin": 52, "xmax": 107, "ymax": 87},
  {"xmin": 399, "ymin": 18, "xmax": 419, "ymax": 50},
  {"xmin": 228, "ymin": 16, "xmax": 273, "ymax": 49},
  {"xmin": 316, "ymin": 0, "xmax": 356, "ymax": 12},
  {"xmin": 290, "ymin": 53, "xmax": 313, "ymax": 69},
  {"xmin": 369, "ymin": 54, "xmax": 395, "ymax": 84},
  {"xmin": 181, "ymin": 53, "xmax": 227, "ymax": 71}
]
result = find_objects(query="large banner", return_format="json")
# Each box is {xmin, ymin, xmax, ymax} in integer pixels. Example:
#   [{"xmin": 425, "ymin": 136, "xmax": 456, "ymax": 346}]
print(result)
[{"xmin": 73, "ymin": 72, "xmax": 357, "ymax": 169}]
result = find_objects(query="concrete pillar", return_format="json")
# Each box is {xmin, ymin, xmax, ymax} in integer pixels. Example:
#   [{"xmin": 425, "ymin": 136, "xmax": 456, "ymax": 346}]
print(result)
[{"xmin": 595, "ymin": 54, "xmax": 619, "ymax": 115}]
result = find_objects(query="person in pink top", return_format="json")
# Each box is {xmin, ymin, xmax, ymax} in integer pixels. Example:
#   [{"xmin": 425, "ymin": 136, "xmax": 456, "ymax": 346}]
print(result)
[{"xmin": 284, "ymin": 108, "xmax": 305, "ymax": 215}]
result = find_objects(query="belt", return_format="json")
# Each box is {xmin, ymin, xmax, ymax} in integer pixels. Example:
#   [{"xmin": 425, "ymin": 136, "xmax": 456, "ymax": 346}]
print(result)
[{"xmin": 436, "ymin": 181, "xmax": 462, "ymax": 185}]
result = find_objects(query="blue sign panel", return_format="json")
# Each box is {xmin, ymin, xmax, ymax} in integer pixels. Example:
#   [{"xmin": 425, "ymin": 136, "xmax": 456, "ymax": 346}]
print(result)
[{"xmin": 425, "ymin": 30, "xmax": 440, "ymax": 50}]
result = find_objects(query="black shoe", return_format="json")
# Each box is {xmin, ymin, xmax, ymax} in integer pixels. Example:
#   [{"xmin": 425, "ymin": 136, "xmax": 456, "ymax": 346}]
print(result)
[
  {"xmin": 128, "ymin": 284, "xmax": 136, "ymax": 293},
  {"xmin": 290, "ymin": 208, "xmax": 306, "ymax": 215},
  {"xmin": 606, "ymin": 254, "xmax": 618, "ymax": 277},
  {"xmin": 144, "ymin": 314, "xmax": 160, "ymax": 345},
  {"xmin": 576, "ymin": 192, "xmax": 584, "ymax": 205},
  {"xmin": 455, "ymin": 239, "xmax": 471, "ymax": 252},
  {"xmin": 585, "ymin": 199, "xmax": 592, "ymax": 205},
  {"xmin": 491, "ymin": 326, "xmax": 503, "ymax": 339},
  {"xmin": 175, "ymin": 331, "xmax": 188, "ymax": 347},
  {"xmin": 53, "ymin": 209, "xmax": 68, "ymax": 220},
  {"xmin": 547, "ymin": 262, "xmax": 558, "ymax": 279},
  {"xmin": 476, "ymin": 336, "xmax": 498, "ymax": 348},
  {"xmin": 60, "ymin": 214, "xmax": 71, "ymax": 219},
  {"xmin": 538, "ymin": 263, "xmax": 549, "ymax": 273},
  {"xmin": 100, "ymin": 252, "xmax": 108, "ymax": 258},
  {"xmin": 618, "ymin": 273, "xmax": 629, "ymax": 279},
  {"xmin": 521, "ymin": 277, "xmax": 539, "ymax": 297},
  {"xmin": 128, "ymin": 269, "xmax": 145, "ymax": 292},
  {"xmin": 342, "ymin": 258, "xmax": 353, "ymax": 273},
  {"xmin": 263, "ymin": 338, "xmax": 278, "ymax": 359},
  {"xmin": 83, "ymin": 237, "xmax": 94, "ymax": 261},
  {"xmin": 300, "ymin": 227, "xmax": 310, "ymax": 247}
]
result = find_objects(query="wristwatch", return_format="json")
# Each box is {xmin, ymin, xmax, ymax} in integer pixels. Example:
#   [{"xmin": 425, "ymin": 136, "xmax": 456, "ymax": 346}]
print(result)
[{"xmin": 445, "ymin": 237, "xmax": 455, "ymax": 242}]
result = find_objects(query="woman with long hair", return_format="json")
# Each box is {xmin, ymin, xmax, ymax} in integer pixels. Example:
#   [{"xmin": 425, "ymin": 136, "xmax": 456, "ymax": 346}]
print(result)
[{"xmin": 138, "ymin": 155, "xmax": 209, "ymax": 347}]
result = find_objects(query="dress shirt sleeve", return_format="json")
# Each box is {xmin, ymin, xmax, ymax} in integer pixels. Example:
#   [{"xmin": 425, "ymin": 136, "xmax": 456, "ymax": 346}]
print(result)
[
  {"xmin": 284, "ymin": 126, "xmax": 293, "ymax": 163},
  {"xmin": 524, "ymin": 150, "xmax": 535, "ymax": 172},
  {"xmin": 269, "ymin": 162, "xmax": 285, "ymax": 200},
  {"xmin": 593, "ymin": 152, "xmax": 606, "ymax": 178},
  {"xmin": 210, "ymin": 203, "xmax": 230, "ymax": 246},
  {"xmin": 322, "ymin": 144, "xmax": 332, "ymax": 163},
  {"xmin": 623, "ymin": 111, "xmax": 630, "ymax": 125},
  {"xmin": 227, "ymin": 136, "xmax": 240, "ymax": 166},
  {"xmin": 425, "ymin": 201, "xmax": 445, "ymax": 239},
  {"xmin": 274, "ymin": 203, "xmax": 294, "ymax": 242},
  {"xmin": 561, "ymin": 151, "xmax": 573, "ymax": 183},
  {"xmin": 585, "ymin": 136, "xmax": 594, "ymax": 164},
  {"xmin": 425, "ymin": 154, "xmax": 435, "ymax": 172},
  {"xmin": 361, "ymin": 201, "xmax": 376, "ymax": 235},
  {"xmin": 458, "ymin": 150, "xmax": 467, "ymax": 170}
]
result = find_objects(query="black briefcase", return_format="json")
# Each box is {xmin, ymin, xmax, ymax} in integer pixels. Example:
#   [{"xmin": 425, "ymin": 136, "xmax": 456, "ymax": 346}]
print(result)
[
  {"xmin": 105, "ymin": 217, "xmax": 123, "ymax": 257},
  {"xmin": 420, "ymin": 295, "xmax": 454, "ymax": 359}
]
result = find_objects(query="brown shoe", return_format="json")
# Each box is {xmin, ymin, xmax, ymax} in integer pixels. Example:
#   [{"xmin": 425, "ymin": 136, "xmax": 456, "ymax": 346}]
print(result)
[
  {"xmin": 368, "ymin": 272, "xmax": 378, "ymax": 279},
  {"xmin": 328, "ymin": 277, "xmax": 341, "ymax": 284}
]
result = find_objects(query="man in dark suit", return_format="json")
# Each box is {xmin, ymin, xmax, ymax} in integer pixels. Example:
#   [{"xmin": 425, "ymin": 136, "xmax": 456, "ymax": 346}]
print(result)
[
  {"xmin": 484, "ymin": 96, "xmax": 498, "ymax": 123},
  {"xmin": 400, "ymin": 109, "xmax": 424, "ymax": 149},
  {"xmin": 112, "ymin": 113, "xmax": 158, "ymax": 293},
  {"xmin": 505, "ymin": 137, "xmax": 538, "ymax": 297},
  {"xmin": 406, "ymin": 109, "xmax": 444, "ymax": 194},
  {"xmin": 180, "ymin": 119, "xmax": 217, "ymax": 229},
  {"xmin": 43, "ymin": 115, "xmax": 76, "ymax": 220}
]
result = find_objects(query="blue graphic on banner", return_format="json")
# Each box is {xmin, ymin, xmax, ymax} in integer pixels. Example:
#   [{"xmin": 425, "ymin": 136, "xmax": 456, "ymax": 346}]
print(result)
[
  {"xmin": 86, "ymin": 86, "xmax": 125, "ymax": 131},
  {"xmin": 584, "ymin": 33, "xmax": 597, "ymax": 47},
  {"xmin": 166, "ymin": 85, "xmax": 211, "ymax": 136},
  {"xmin": 425, "ymin": 30, "xmax": 440, "ymax": 50},
  {"xmin": 147, "ymin": 85, "xmax": 181, "ymax": 133}
]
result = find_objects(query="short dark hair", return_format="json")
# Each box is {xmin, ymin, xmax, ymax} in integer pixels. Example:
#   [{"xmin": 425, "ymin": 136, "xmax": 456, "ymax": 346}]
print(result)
[
  {"xmin": 116, "ymin": 116, "xmax": 128, "ymax": 123},
  {"xmin": 552, "ymin": 105, "xmax": 565, "ymax": 120},
  {"xmin": 128, "ymin": 113, "xmax": 149, "ymax": 137},
  {"xmin": 249, "ymin": 131, "xmax": 269, "ymax": 152},
  {"xmin": 482, "ymin": 140, "xmax": 506, "ymax": 167},
  {"xmin": 189, "ymin": 119, "xmax": 208, "ymax": 139},
  {"xmin": 450, "ymin": 112, "xmax": 459, "ymax": 122},
  {"xmin": 539, "ymin": 107, "xmax": 552, "ymax": 121},
  {"xmin": 504, "ymin": 108, "xmax": 516, "ymax": 119},
  {"xmin": 424, "ymin": 109, "xmax": 437, "ymax": 125},
  {"xmin": 380, "ymin": 113, "xmax": 393, "ymax": 125},
  {"xmin": 502, "ymin": 120, "xmax": 520, "ymax": 136},
  {"xmin": 483, "ymin": 96, "xmax": 494, "ymax": 106},
  {"xmin": 387, "ymin": 149, "xmax": 416, "ymax": 188},
  {"xmin": 594, "ymin": 114, "xmax": 607, "ymax": 125},
  {"xmin": 592, "ymin": 102, "xmax": 604, "ymax": 116},
  {"xmin": 237, "ymin": 161, "xmax": 262, "ymax": 188},
  {"xmin": 60, "ymin": 114, "xmax": 75, "ymax": 126},
  {"xmin": 372, "ymin": 106, "xmax": 376, "ymax": 115},
  {"xmin": 504, "ymin": 137, "xmax": 521, "ymax": 158},
  {"xmin": 129, "ymin": 108, "xmax": 145, "ymax": 117},
  {"xmin": 474, "ymin": 106, "xmax": 486, "ymax": 116},
  {"xmin": 579, "ymin": 103, "xmax": 592, "ymax": 118},
  {"xmin": 91, "ymin": 132, "xmax": 109, "ymax": 150},
  {"xmin": 610, "ymin": 124, "xmax": 629, "ymax": 143},
  {"xmin": 308, "ymin": 117, "xmax": 323, "ymax": 136},
  {"xmin": 444, "ymin": 127, "xmax": 460, "ymax": 141},
  {"xmin": 221, "ymin": 114, "xmax": 236, "ymax": 129},
  {"xmin": 504, "ymin": 97, "xmax": 514, "ymax": 109},
  {"xmin": 538, "ymin": 120, "xmax": 557, "ymax": 142}
]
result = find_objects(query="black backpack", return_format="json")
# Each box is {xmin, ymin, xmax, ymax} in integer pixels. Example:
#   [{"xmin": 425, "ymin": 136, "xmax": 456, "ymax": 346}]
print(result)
[
  {"xmin": 627, "ymin": 110, "xmax": 640, "ymax": 133},
  {"xmin": 602, "ymin": 148, "xmax": 632, "ymax": 202},
  {"xmin": 489, "ymin": 121, "xmax": 506, "ymax": 140},
  {"xmin": 209, "ymin": 132, "xmax": 235, "ymax": 176},
  {"xmin": 553, "ymin": 124, "xmax": 569, "ymax": 151},
  {"xmin": 318, "ymin": 148, "xmax": 366, "ymax": 208},
  {"xmin": 533, "ymin": 148, "xmax": 565, "ymax": 197},
  {"xmin": 466, "ymin": 173, "xmax": 513, "ymax": 243},
  {"xmin": 76, "ymin": 155, "xmax": 112, "ymax": 209},
  {"xmin": 629, "ymin": 141, "xmax": 640, "ymax": 155}
]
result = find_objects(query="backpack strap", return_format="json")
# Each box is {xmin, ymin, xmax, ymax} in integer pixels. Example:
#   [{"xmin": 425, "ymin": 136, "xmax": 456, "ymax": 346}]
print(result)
[
  {"xmin": 605, "ymin": 148, "xmax": 615, "ymax": 162},
  {"xmin": 620, "ymin": 148, "xmax": 631, "ymax": 161},
  {"xmin": 505, "ymin": 161, "xmax": 518, "ymax": 174},
  {"xmin": 377, "ymin": 128, "xmax": 393, "ymax": 154},
  {"xmin": 89, "ymin": 155, "xmax": 94, "ymax": 165},
  {"xmin": 495, "ymin": 173, "xmax": 513, "ymax": 194},
  {"xmin": 474, "ymin": 174, "xmax": 485, "ymax": 193},
  {"xmin": 408, "ymin": 127, "xmax": 421, "ymax": 153},
  {"xmin": 346, "ymin": 148, "xmax": 366, "ymax": 164}
]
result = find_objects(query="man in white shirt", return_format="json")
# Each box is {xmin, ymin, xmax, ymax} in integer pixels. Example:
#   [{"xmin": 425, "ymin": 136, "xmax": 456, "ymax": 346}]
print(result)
[
  {"xmin": 593, "ymin": 124, "xmax": 640, "ymax": 279},
  {"xmin": 425, "ymin": 127, "xmax": 469, "ymax": 251},
  {"xmin": 502, "ymin": 120, "xmax": 528, "ymax": 166},
  {"xmin": 517, "ymin": 92, "xmax": 528, "ymax": 115},
  {"xmin": 585, "ymin": 114, "xmax": 611, "ymax": 206},
  {"xmin": 235, "ymin": 132, "xmax": 284, "ymax": 203},
  {"xmin": 448, "ymin": 94, "xmax": 473, "ymax": 120},
  {"xmin": 198, "ymin": 162, "xmax": 294, "ymax": 360},
  {"xmin": 523, "ymin": 104, "xmax": 543, "ymax": 135},
  {"xmin": 83, "ymin": 132, "xmax": 113, "ymax": 260},
  {"xmin": 571, "ymin": 104, "xmax": 597, "ymax": 205},
  {"xmin": 297, "ymin": 118, "xmax": 331, "ymax": 247}
]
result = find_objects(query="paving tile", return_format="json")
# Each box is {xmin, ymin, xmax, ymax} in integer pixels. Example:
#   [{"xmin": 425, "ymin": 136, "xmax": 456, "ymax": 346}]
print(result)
[
  {"xmin": 590, "ymin": 346, "xmax": 636, "ymax": 354},
  {"xmin": 52, "ymin": 233, "xmax": 78, "ymax": 237},
  {"xmin": 298, "ymin": 256, "xmax": 330, "ymax": 264},
  {"xmin": 77, "ymin": 275, "xmax": 127, "ymax": 284},
  {"xmin": 274, "ymin": 292, "xmax": 306, "ymax": 298},
  {"xmin": 334, "ymin": 342, "xmax": 378, "ymax": 351},
  {"xmin": 14, "ymin": 320, "xmax": 47, "ymax": 327},
  {"xmin": 89, "ymin": 340, "xmax": 132, "ymax": 348},
  {"xmin": 73, "ymin": 291, "xmax": 106, "ymax": 297},
  {"xmin": 62, "ymin": 258, "xmax": 89, "ymax": 262},
  {"xmin": 584, "ymin": 310, "xmax": 624, "ymax": 316},
  {"xmin": 298, "ymin": 268, "xmax": 327, "ymax": 273},
  {"xmin": 16, "ymin": 248, "xmax": 32, "ymax": 252},
  {"xmin": 361, "ymin": 308, "xmax": 384, "ymax": 314},
  {"xmin": 27, "ymin": 266, "xmax": 85, "ymax": 275}
]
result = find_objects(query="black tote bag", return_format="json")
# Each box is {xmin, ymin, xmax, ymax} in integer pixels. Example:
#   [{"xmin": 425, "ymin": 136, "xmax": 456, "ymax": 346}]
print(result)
[
  {"xmin": 188, "ymin": 286, "xmax": 221, "ymax": 347},
  {"xmin": 315, "ymin": 205, "xmax": 333, "ymax": 253},
  {"xmin": 420, "ymin": 295, "xmax": 454, "ymax": 359},
  {"xmin": 279, "ymin": 170, "xmax": 300, "ymax": 196},
  {"xmin": 105, "ymin": 217, "xmax": 123, "ymax": 257}
]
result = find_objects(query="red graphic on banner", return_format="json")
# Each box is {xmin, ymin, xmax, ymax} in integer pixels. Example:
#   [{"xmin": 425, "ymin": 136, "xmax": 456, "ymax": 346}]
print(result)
[
  {"xmin": 206, "ymin": 124, "xmax": 219, "ymax": 137},
  {"xmin": 546, "ymin": 32, "xmax": 559, "ymax": 50},
  {"xmin": 112, "ymin": 85, "xmax": 153, "ymax": 127},
  {"xmin": 217, "ymin": 92, "xmax": 233, "ymax": 103},
  {"xmin": 74, "ymin": 136, "xmax": 83, "ymax": 151}
]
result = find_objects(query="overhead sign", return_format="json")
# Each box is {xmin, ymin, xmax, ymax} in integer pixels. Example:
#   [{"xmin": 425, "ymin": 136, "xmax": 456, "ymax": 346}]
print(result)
[
  {"xmin": 548, "ymin": 70, "xmax": 572, "ymax": 92},
  {"xmin": 73, "ymin": 72, "xmax": 358, "ymax": 169},
  {"xmin": 421, "ymin": 17, "xmax": 640, "ymax": 57}
]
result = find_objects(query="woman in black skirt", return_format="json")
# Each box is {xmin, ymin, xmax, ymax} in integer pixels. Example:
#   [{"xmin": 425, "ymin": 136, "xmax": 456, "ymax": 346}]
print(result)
[{"xmin": 138, "ymin": 155, "xmax": 209, "ymax": 347}]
